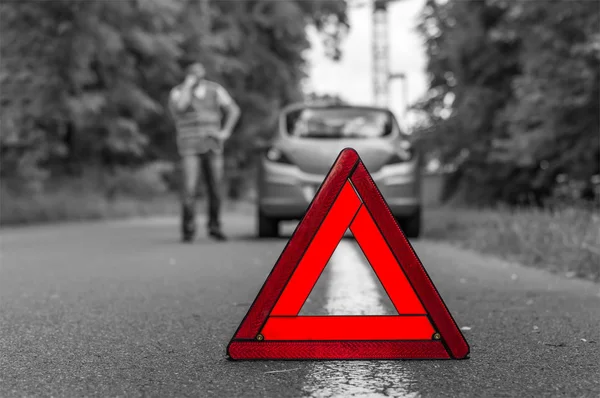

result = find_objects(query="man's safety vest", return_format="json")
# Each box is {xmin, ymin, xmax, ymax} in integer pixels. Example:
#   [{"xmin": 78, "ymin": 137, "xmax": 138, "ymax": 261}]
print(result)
[{"xmin": 170, "ymin": 80, "xmax": 224, "ymax": 155}]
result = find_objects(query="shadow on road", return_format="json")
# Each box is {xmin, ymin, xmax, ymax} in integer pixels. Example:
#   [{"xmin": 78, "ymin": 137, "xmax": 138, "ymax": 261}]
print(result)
[
  {"xmin": 234, "ymin": 234, "xmax": 292, "ymax": 242},
  {"xmin": 233, "ymin": 234, "xmax": 360, "ymax": 242}
]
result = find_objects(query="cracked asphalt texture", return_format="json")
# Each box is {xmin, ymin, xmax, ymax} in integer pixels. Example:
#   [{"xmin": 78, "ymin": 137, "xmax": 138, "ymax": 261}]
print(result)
[{"xmin": 1, "ymin": 210, "xmax": 599, "ymax": 397}]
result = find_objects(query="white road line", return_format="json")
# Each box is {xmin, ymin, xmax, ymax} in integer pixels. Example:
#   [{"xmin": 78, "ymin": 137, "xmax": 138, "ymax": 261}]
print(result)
[
  {"xmin": 302, "ymin": 240, "xmax": 419, "ymax": 398},
  {"xmin": 323, "ymin": 239, "xmax": 390, "ymax": 316}
]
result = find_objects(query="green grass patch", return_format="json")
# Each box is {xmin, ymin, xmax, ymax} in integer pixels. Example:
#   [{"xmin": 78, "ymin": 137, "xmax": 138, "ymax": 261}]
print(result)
[
  {"xmin": 0, "ymin": 189, "xmax": 179, "ymax": 227},
  {"xmin": 424, "ymin": 205, "xmax": 600, "ymax": 283},
  {"xmin": 0, "ymin": 176, "xmax": 253, "ymax": 227}
]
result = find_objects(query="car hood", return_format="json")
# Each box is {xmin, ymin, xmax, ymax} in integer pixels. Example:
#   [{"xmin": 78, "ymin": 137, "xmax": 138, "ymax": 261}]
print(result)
[{"xmin": 278, "ymin": 138, "xmax": 395, "ymax": 175}]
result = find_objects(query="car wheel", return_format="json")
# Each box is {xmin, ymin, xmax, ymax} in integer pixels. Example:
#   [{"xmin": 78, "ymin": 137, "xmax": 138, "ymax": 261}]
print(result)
[
  {"xmin": 258, "ymin": 209, "xmax": 279, "ymax": 238},
  {"xmin": 396, "ymin": 208, "xmax": 421, "ymax": 239}
]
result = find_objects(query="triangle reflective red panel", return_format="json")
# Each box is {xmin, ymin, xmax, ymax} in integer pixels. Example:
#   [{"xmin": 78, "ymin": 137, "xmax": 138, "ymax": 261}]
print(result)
[{"xmin": 227, "ymin": 148, "xmax": 470, "ymax": 360}]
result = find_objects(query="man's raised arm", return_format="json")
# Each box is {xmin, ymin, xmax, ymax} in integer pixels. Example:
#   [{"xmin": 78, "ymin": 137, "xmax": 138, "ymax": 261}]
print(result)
[
  {"xmin": 169, "ymin": 80, "xmax": 195, "ymax": 114},
  {"xmin": 217, "ymin": 85, "xmax": 241, "ymax": 140}
]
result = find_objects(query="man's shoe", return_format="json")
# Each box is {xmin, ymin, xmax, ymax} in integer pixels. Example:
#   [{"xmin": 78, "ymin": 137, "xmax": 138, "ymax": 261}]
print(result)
[
  {"xmin": 208, "ymin": 229, "xmax": 227, "ymax": 241},
  {"xmin": 182, "ymin": 221, "xmax": 196, "ymax": 243},
  {"xmin": 181, "ymin": 205, "xmax": 196, "ymax": 243}
]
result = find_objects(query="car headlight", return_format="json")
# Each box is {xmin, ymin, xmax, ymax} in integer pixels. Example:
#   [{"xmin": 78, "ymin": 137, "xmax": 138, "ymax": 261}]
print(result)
[{"xmin": 266, "ymin": 147, "xmax": 293, "ymax": 164}]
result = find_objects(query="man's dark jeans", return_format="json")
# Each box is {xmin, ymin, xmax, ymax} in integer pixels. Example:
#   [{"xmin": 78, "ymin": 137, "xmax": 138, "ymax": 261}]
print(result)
[{"xmin": 180, "ymin": 150, "xmax": 223, "ymax": 233}]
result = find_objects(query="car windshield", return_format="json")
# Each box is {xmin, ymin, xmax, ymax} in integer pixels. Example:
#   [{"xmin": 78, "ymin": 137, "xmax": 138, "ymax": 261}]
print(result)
[{"xmin": 285, "ymin": 107, "xmax": 393, "ymax": 139}]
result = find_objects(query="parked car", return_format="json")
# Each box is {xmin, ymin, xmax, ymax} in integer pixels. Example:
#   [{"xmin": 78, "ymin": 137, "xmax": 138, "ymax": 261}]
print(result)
[{"xmin": 255, "ymin": 102, "xmax": 422, "ymax": 238}]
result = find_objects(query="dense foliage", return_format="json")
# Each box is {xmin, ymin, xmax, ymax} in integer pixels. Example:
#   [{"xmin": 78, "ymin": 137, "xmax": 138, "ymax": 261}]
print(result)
[
  {"xmin": 0, "ymin": 0, "xmax": 348, "ymax": 193},
  {"xmin": 414, "ymin": 0, "xmax": 599, "ymax": 205},
  {"xmin": 2, "ymin": 0, "xmax": 597, "ymax": 208}
]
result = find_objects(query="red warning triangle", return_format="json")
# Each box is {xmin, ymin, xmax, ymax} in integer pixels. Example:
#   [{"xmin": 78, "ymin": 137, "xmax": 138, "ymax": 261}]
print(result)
[{"xmin": 227, "ymin": 148, "xmax": 470, "ymax": 360}]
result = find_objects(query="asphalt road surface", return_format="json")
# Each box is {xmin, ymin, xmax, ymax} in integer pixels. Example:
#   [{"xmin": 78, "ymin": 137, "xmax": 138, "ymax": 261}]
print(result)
[{"xmin": 1, "ymin": 208, "xmax": 599, "ymax": 397}]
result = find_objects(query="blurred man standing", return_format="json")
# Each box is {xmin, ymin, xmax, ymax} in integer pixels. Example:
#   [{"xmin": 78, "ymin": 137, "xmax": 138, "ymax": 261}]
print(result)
[{"xmin": 169, "ymin": 62, "xmax": 240, "ymax": 242}]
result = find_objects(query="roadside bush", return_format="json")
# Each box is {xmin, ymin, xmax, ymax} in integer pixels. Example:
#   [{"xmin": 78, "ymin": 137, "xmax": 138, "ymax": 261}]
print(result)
[
  {"xmin": 0, "ymin": 162, "xmax": 177, "ymax": 226},
  {"xmin": 105, "ymin": 162, "xmax": 173, "ymax": 199}
]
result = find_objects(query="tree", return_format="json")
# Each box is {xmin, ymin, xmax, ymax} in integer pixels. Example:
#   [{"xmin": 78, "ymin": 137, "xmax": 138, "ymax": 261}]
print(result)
[
  {"xmin": 0, "ymin": 0, "xmax": 349, "ymax": 194},
  {"xmin": 414, "ymin": 0, "xmax": 599, "ymax": 205}
]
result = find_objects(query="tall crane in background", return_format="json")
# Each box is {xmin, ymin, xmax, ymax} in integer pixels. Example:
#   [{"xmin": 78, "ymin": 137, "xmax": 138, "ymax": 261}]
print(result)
[
  {"xmin": 202, "ymin": 0, "xmax": 407, "ymax": 111},
  {"xmin": 353, "ymin": 0, "xmax": 407, "ymax": 110},
  {"xmin": 371, "ymin": 0, "xmax": 390, "ymax": 107},
  {"xmin": 371, "ymin": 0, "xmax": 406, "ymax": 109}
]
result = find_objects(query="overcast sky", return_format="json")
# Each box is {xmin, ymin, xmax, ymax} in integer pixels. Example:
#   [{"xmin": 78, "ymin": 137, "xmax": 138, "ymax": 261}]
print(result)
[{"xmin": 305, "ymin": 0, "xmax": 428, "ymax": 126}]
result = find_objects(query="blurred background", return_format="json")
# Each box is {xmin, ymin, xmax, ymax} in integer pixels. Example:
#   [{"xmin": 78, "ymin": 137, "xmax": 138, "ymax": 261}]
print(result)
[
  {"xmin": 1, "ymin": 0, "xmax": 599, "ymax": 270},
  {"xmin": 1, "ymin": 4, "xmax": 599, "ymax": 394}
]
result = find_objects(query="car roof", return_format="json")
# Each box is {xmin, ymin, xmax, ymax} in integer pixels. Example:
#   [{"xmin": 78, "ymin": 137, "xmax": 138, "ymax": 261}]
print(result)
[{"xmin": 280, "ymin": 102, "xmax": 392, "ymax": 115}]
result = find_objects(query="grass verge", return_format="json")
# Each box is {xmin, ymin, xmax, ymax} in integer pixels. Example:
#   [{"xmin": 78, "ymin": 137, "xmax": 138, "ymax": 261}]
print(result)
[
  {"xmin": 423, "ymin": 205, "xmax": 600, "ymax": 283},
  {"xmin": 0, "ymin": 189, "xmax": 253, "ymax": 227},
  {"xmin": 0, "ymin": 191, "xmax": 179, "ymax": 227}
]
